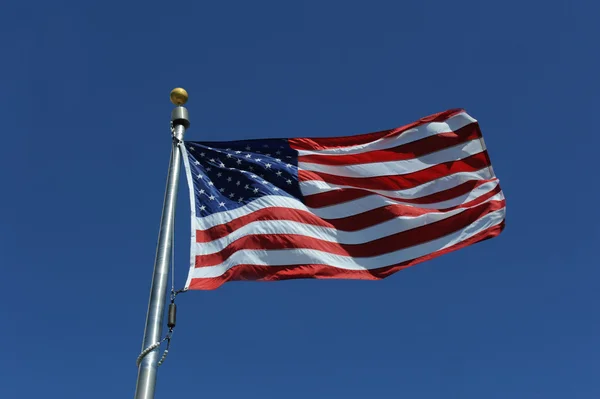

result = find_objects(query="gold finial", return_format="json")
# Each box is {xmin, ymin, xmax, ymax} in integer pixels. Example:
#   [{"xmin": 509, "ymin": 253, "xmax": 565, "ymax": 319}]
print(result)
[{"xmin": 170, "ymin": 87, "xmax": 188, "ymax": 106}]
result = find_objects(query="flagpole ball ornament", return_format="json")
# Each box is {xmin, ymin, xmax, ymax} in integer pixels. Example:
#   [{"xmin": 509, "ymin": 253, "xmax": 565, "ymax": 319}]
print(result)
[
  {"xmin": 170, "ymin": 88, "xmax": 190, "ymax": 130},
  {"xmin": 170, "ymin": 88, "xmax": 188, "ymax": 106}
]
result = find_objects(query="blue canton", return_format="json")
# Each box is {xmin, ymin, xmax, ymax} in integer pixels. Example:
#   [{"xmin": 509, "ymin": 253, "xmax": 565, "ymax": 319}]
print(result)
[{"xmin": 184, "ymin": 139, "xmax": 302, "ymax": 217}]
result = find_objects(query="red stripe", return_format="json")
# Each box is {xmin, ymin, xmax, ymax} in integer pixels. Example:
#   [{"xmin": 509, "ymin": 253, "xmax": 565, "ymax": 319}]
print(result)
[
  {"xmin": 303, "ymin": 177, "xmax": 497, "ymax": 208},
  {"xmin": 194, "ymin": 200, "xmax": 505, "ymax": 267},
  {"xmin": 289, "ymin": 109, "xmax": 466, "ymax": 151},
  {"xmin": 187, "ymin": 221, "xmax": 505, "ymax": 290},
  {"xmin": 197, "ymin": 207, "xmax": 332, "ymax": 243},
  {"xmin": 298, "ymin": 124, "xmax": 481, "ymax": 166},
  {"xmin": 196, "ymin": 185, "xmax": 502, "ymax": 242},
  {"xmin": 457, "ymin": 184, "xmax": 503, "ymax": 208},
  {"xmin": 298, "ymin": 151, "xmax": 490, "ymax": 191}
]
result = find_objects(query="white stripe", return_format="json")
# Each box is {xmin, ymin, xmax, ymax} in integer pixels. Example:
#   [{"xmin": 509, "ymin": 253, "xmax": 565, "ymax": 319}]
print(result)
[
  {"xmin": 299, "ymin": 139, "xmax": 484, "ymax": 178},
  {"xmin": 194, "ymin": 179, "xmax": 500, "ymax": 230},
  {"xmin": 194, "ymin": 195, "xmax": 307, "ymax": 230},
  {"xmin": 188, "ymin": 208, "xmax": 505, "ymax": 279},
  {"xmin": 308, "ymin": 182, "xmax": 502, "ymax": 218},
  {"xmin": 297, "ymin": 112, "xmax": 477, "ymax": 157},
  {"xmin": 193, "ymin": 193, "xmax": 505, "ymax": 254},
  {"xmin": 300, "ymin": 168, "xmax": 495, "ymax": 198},
  {"xmin": 325, "ymin": 181, "xmax": 500, "ymax": 218}
]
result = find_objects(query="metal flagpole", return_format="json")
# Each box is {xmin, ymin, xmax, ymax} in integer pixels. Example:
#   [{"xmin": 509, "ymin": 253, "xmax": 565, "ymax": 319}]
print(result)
[{"xmin": 134, "ymin": 88, "xmax": 190, "ymax": 399}]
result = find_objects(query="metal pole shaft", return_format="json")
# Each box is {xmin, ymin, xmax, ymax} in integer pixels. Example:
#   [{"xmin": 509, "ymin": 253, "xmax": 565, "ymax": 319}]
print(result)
[{"xmin": 134, "ymin": 103, "xmax": 189, "ymax": 399}]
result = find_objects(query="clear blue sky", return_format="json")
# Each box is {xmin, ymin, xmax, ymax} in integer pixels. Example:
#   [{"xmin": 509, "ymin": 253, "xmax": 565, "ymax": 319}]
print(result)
[{"xmin": 1, "ymin": 1, "xmax": 599, "ymax": 398}]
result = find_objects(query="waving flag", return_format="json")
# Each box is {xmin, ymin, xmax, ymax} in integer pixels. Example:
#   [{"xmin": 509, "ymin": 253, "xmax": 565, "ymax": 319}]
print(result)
[{"xmin": 181, "ymin": 109, "xmax": 506, "ymax": 290}]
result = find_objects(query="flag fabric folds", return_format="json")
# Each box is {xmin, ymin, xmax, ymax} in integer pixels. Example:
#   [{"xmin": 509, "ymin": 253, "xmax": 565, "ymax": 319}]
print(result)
[{"xmin": 181, "ymin": 109, "xmax": 506, "ymax": 290}]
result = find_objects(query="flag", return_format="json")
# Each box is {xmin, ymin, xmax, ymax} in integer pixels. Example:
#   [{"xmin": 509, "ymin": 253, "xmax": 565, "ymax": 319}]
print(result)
[{"xmin": 181, "ymin": 109, "xmax": 506, "ymax": 290}]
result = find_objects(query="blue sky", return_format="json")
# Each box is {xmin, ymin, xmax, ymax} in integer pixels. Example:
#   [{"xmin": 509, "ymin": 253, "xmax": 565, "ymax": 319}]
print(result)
[{"xmin": 1, "ymin": 1, "xmax": 599, "ymax": 398}]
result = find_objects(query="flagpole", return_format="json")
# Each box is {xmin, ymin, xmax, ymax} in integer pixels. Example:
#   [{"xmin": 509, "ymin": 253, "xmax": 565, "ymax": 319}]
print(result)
[{"xmin": 134, "ymin": 88, "xmax": 190, "ymax": 399}]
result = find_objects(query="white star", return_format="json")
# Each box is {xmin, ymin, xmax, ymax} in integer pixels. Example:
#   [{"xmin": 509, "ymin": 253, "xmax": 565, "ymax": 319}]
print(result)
[
  {"xmin": 210, "ymin": 158, "xmax": 215, "ymax": 162},
  {"xmin": 208, "ymin": 181, "xmax": 214, "ymax": 186},
  {"xmin": 200, "ymin": 152, "xmax": 205, "ymax": 157},
  {"xmin": 263, "ymin": 144, "xmax": 269, "ymax": 148},
  {"xmin": 286, "ymin": 156, "xmax": 292, "ymax": 159},
  {"xmin": 219, "ymin": 202, "xmax": 225, "ymax": 207},
  {"xmin": 266, "ymin": 153, "xmax": 271, "ymax": 157},
  {"xmin": 236, "ymin": 181, "xmax": 241, "ymax": 186},
  {"xmin": 244, "ymin": 184, "xmax": 250, "ymax": 189},
  {"xmin": 190, "ymin": 147, "xmax": 195, "ymax": 151},
  {"xmin": 286, "ymin": 179, "xmax": 292, "ymax": 184},
  {"xmin": 255, "ymin": 158, "xmax": 262, "ymax": 163},
  {"xmin": 265, "ymin": 163, "xmax": 272, "ymax": 169},
  {"xmin": 276, "ymin": 151, "xmax": 281, "ymax": 155},
  {"xmin": 227, "ymin": 177, "xmax": 232, "ymax": 182},
  {"xmin": 286, "ymin": 164, "xmax": 292, "ymax": 168},
  {"xmin": 276, "ymin": 171, "xmax": 282, "ymax": 176},
  {"xmin": 206, "ymin": 167, "xmax": 212, "ymax": 172},
  {"xmin": 276, "ymin": 158, "xmax": 281, "ymax": 162},
  {"xmin": 238, "ymin": 197, "xmax": 244, "ymax": 202},
  {"xmin": 274, "ymin": 187, "xmax": 279, "ymax": 191},
  {"xmin": 237, "ymin": 159, "xmax": 242, "ymax": 165},
  {"xmin": 226, "ymin": 148, "xmax": 231, "ymax": 151},
  {"xmin": 235, "ymin": 151, "xmax": 241, "ymax": 154},
  {"xmin": 199, "ymin": 205, "xmax": 206, "ymax": 211},
  {"xmin": 245, "ymin": 146, "xmax": 251, "ymax": 151},
  {"xmin": 253, "ymin": 188, "xmax": 259, "ymax": 193},
  {"xmin": 217, "ymin": 172, "xmax": 222, "ymax": 177},
  {"xmin": 219, "ymin": 162, "xmax": 225, "ymax": 168},
  {"xmin": 251, "ymin": 174, "xmax": 258, "ymax": 178},
  {"xmin": 194, "ymin": 160, "xmax": 200, "ymax": 165},
  {"xmin": 229, "ymin": 193, "xmax": 235, "ymax": 198},
  {"xmin": 245, "ymin": 154, "xmax": 252, "ymax": 158},
  {"xmin": 260, "ymin": 174, "xmax": 264, "ymax": 178},
  {"xmin": 199, "ymin": 189, "xmax": 205, "ymax": 194},
  {"xmin": 249, "ymin": 166, "xmax": 254, "ymax": 171},
  {"xmin": 197, "ymin": 173, "xmax": 203, "ymax": 179},
  {"xmin": 209, "ymin": 195, "xmax": 215, "ymax": 200},
  {"xmin": 219, "ymin": 188, "xmax": 225, "ymax": 193},
  {"xmin": 227, "ymin": 154, "xmax": 232, "ymax": 158},
  {"xmin": 262, "ymin": 180, "xmax": 268, "ymax": 184}
]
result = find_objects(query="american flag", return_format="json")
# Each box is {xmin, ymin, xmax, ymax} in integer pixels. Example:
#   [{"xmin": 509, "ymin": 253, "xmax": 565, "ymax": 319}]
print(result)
[{"xmin": 181, "ymin": 109, "xmax": 506, "ymax": 290}]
